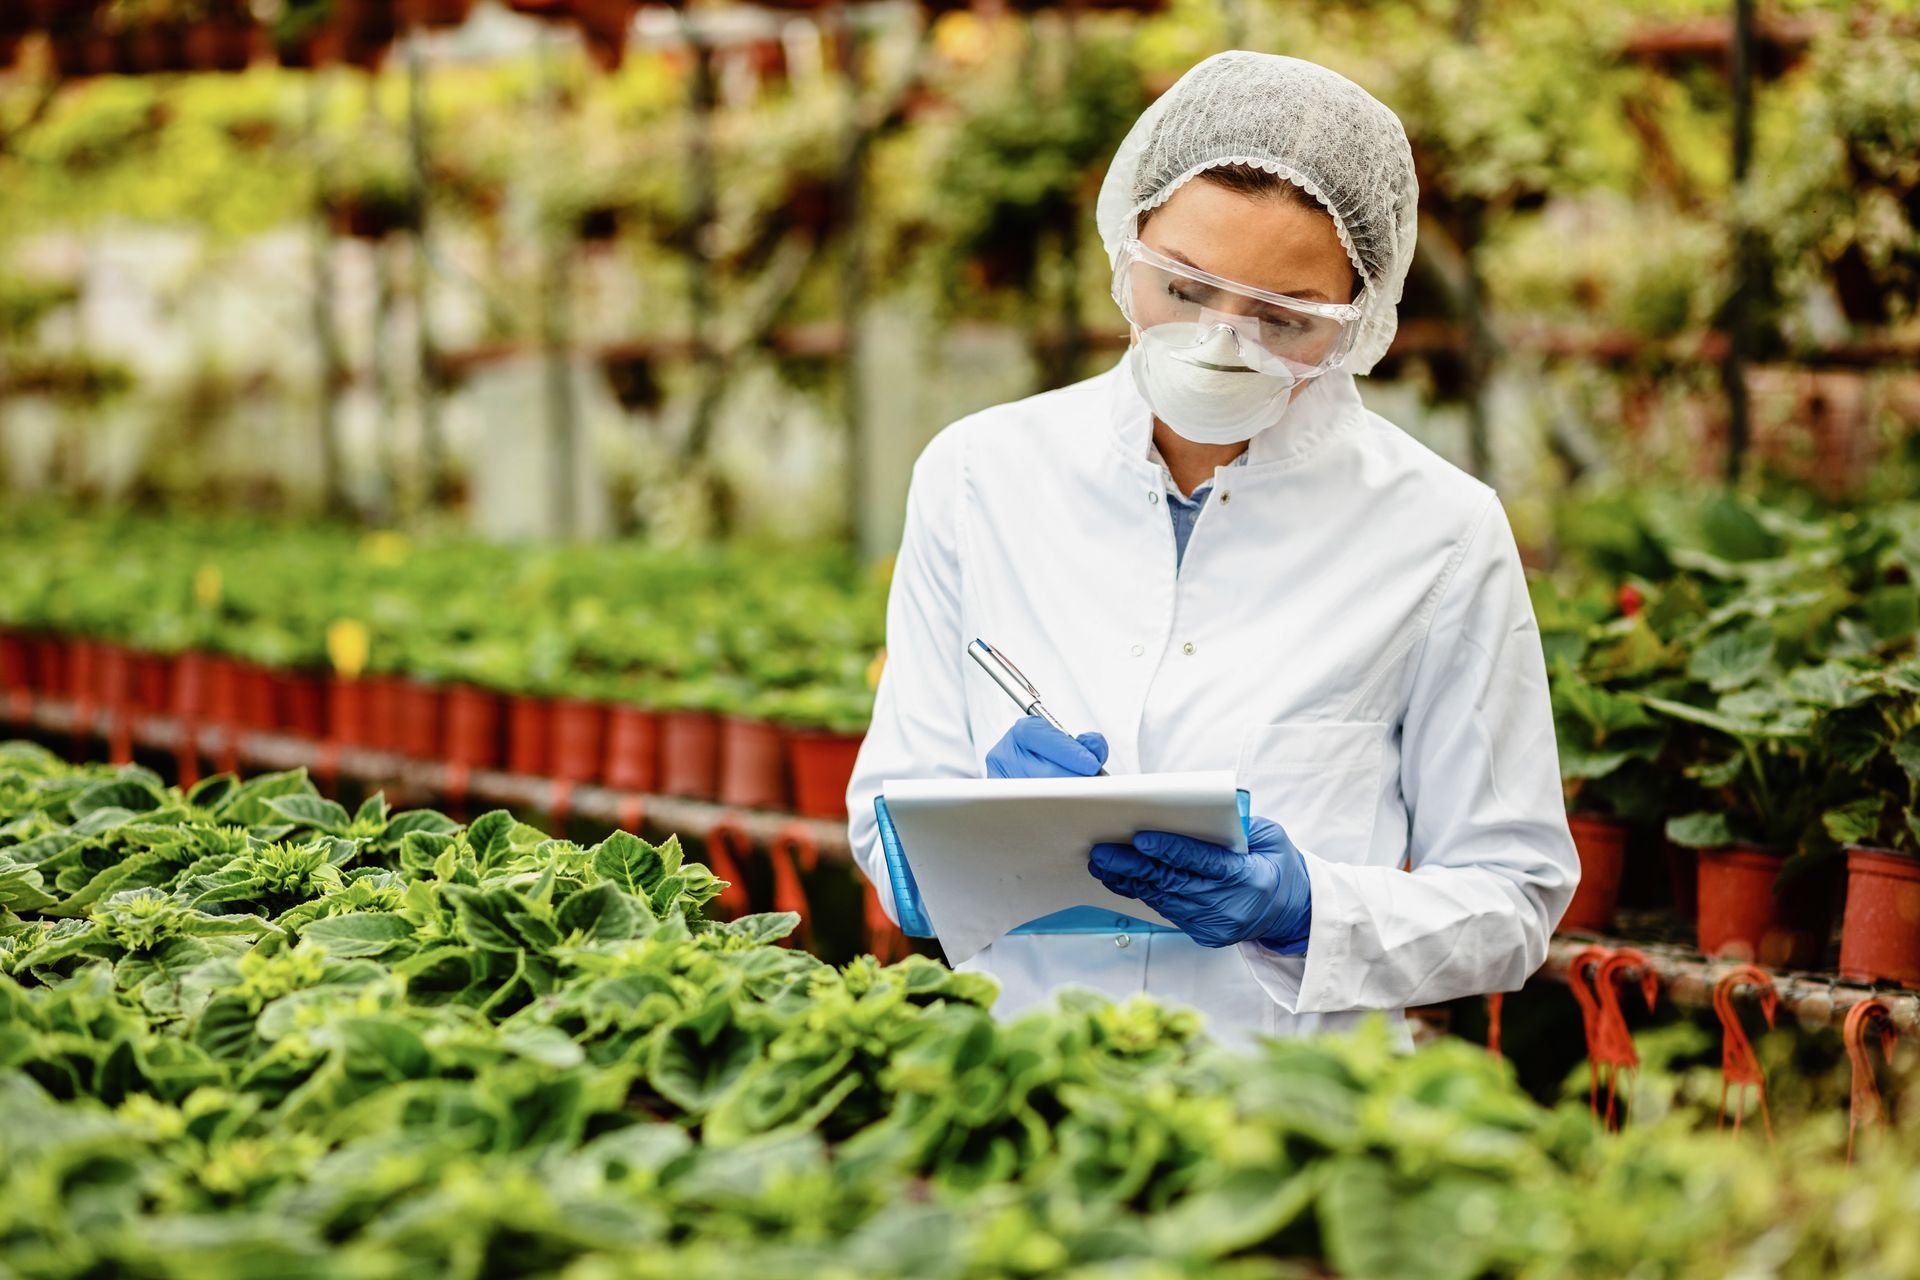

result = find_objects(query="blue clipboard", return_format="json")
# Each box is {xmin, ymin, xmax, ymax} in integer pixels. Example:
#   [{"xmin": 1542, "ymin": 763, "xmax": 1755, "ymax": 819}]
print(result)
[{"xmin": 874, "ymin": 787, "xmax": 1252, "ymax": 939}]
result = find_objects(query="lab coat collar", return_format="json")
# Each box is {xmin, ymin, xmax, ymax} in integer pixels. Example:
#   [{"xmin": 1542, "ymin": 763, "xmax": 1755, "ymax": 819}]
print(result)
[{"xmin": 1105, "ymin": 353, "xmax": 1366, "ymax": 477}]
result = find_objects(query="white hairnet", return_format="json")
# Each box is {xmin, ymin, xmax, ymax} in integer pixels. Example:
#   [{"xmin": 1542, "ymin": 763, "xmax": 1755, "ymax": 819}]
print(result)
[{"xmin": 1096, "ymin": 51, "xmax": 1418, "ymax": 376}]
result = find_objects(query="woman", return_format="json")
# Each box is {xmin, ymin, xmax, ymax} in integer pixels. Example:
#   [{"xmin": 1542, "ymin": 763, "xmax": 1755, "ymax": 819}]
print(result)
[{"xmin": 845, "ymin": 51, "xmax": 1577, "ymax": 1051}]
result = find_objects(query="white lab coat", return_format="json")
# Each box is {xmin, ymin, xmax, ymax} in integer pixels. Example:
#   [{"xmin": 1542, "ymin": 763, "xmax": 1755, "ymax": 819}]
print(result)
[{"xmin": 845, "ymin": 356, "xmax": 1578, "ymax": 1053}]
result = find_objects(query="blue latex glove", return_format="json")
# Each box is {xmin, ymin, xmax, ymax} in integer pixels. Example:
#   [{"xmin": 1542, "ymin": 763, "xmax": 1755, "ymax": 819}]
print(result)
[
  {"xmin": 1088, "ymin": 817, "xmax": 1311, "ymax": 952},
  {"xmin": 986, "ymin": 714, "xmax": 1109, "ymax": 779}
]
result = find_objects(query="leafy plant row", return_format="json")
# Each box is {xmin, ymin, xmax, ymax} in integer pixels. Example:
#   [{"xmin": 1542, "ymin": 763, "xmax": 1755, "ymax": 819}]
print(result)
[
  {"xmin": 1541, "ymin": 490, "xmax": 1920, "ymax": 870},
  {"xmin": 0, "ymin": 507, "xmax": 884, "ymax": 733},
  {"xmin": 2, "ymin": 741, "xmax": 1918, "ymax": 1279}
]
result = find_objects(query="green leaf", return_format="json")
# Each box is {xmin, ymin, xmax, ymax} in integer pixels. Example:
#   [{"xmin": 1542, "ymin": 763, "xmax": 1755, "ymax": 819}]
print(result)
[
  {"xmin": 555, "ymin": 883, "xmax": 651, "ymax": 943},
  {"xmin": 70, "ymin": 778, "xmax": 164, "ymax": 819},
  {"xmin": 1687, "ymin": 624, "xmax": 1775, "ymax": 692},
  {"xmin": 592, "ymin": 830, "xmax": 677, "ymax": 898},
  {"xmin": 1822, "ymin": 798, "xmax": 1884, "ymax": 847},
  {"xmin": 1665, "ymin": 811, "xmax": 1733, "ymax": 849},
  {"xmin": 382, "ymin": 810, "xmax": 459, "ymax": 842},
  {"xmin": 1892, "ymin": 728, "xmax": 1920, "ymax": 784},
  {"xmin": 1787, "ymin": 662, "xmax": 1872, "ymax": 710},
  {"xmin": 266, "ymin": 795, "xmax": 352, "ymax": 835},
  {"xmin": 299, "ymin": 912, "xmax": 415, "ymax": 958},
  {"xmin": 352, "ymin": 793, "xmax": 390, "ymax": 828}
]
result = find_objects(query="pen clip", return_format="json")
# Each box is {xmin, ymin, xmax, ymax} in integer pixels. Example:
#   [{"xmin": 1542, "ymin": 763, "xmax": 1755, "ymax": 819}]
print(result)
[{"xmin": 979, "ymin": 639, "xmax": 1040, "ymax": 701}]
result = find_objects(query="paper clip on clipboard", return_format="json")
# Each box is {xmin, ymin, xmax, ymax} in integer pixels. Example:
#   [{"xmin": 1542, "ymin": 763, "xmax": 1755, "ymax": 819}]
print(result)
[{"xmin": 872, "ymin": 787, "xmax": 1253, "ymax": 940}]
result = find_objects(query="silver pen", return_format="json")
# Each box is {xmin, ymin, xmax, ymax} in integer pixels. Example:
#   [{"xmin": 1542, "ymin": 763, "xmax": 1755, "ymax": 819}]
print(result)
[{"xmin": 968, "ymin": 638, "xmax": 1111, "ymax": 777}]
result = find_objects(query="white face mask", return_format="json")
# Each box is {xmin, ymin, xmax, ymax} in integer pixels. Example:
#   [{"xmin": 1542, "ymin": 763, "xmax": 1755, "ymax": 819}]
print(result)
[{"xmin": 1127, "ymin": 322, "xmax": 1301, "ymax": 446}]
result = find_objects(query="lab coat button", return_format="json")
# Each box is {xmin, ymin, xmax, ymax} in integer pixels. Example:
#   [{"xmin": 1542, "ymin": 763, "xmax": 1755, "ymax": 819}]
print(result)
[
  {"xmin": 1114, "ymin": 933, "xmax": 1131, "ymax": 949},
  {"xmin": 1147, "ymin": 491, "xmax": 1160, "ymax": 505},
  {"xmin": 1220, "ymin": 491, "xmax": 1231, "ymax": 504},
  {"xmin": 1130, "ymin": 643, "xmax": 1144, "ymax": 657},
  {"xmin": 1182, "ymin": 642, "xmax": 1195, "ymax": 655}
]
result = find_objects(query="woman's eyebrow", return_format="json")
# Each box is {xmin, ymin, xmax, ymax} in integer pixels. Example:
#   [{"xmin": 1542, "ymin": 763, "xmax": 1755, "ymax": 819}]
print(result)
[{"xmin": 1159, "ymin": 244, "xmax": 1330, "ymax": 301}]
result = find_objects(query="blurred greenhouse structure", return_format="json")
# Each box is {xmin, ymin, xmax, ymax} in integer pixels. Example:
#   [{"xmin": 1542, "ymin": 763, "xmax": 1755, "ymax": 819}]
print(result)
[{"xmin": 0, "ymin": 0, "xmax": 1912, "ymax": 556}]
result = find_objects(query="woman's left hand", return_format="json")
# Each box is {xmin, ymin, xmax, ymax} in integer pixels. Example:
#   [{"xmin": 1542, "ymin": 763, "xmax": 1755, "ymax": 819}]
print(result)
[{"xmin": 1089, "ymin": 817, "xmax": 1312, "ymax": 952}]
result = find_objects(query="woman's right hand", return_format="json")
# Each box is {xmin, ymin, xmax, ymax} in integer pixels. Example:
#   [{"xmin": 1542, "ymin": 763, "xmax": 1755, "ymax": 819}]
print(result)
[{"xmin": 985, "ymin": 715, "xmax": 1109, "ymax": 779}]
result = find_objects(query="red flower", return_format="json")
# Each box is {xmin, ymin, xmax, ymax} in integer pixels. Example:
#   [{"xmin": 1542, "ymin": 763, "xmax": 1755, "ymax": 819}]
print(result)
[{"xmin": 1618, "ymin": 584, "xmax": 1643, "ymax": 617}]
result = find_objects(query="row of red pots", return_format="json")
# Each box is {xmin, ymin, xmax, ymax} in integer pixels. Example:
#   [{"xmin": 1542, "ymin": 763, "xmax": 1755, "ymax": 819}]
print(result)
[
  {"xmin": 1561, "ymin": 811, "xmax": 1920, "ymax": 989},
  {"xmin": 0, "ymin": 631, "xmax": 864, "ymax": 820}
]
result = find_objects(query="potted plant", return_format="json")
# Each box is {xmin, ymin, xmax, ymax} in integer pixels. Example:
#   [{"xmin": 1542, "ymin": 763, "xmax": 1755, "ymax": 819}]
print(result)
[
  {"xmin": 1540, "ymin": 574, "xmax": 1681, "ymax": 933},
  {"xmin": 717, "ymin": 680, "xmax": 789, "ymax": 812},
  {"xmin": 1813, "ymin": 663, "xmax": 1920, "ymax": 987},
  {"xmin": 439, "ymin": 638, "xmax": 515, "ymax": 772},
  {"xmin": 602, "ymin": 672, "xmax": 662, "ymax": 794},
  {"xmin": 654, "ymin": 675, "xmax": 728, "ymax": 801},
  {"xmin": 766, "ymin": 680, "xmax": 870, "ymax": 821},
  {"xmin": 547, "ymin": 671, "xmax": 610, "ymax": 786},
  {"xmin": 1648, "ymin": 650, "xmax": 1850, "ymax": 970}
]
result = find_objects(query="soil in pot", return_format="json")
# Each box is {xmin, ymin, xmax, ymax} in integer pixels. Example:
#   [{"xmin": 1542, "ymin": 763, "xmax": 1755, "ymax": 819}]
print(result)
[
  {"xmin": 719, "ymin": 716, "xmax": 787, "ymax": 811},
  {"xmin": 1697, "ymin": 845, "xmax": 1836, "ymax": 970},
  {"xmin": 1839, "ymin": 846, "xmax": 1920, "ymax": 987}
]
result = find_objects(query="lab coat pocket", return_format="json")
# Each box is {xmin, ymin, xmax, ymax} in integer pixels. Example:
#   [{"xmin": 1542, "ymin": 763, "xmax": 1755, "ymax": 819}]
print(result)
[{"xmin": 1235, "ymin": 720, "xmax": 1388, "ymax": 867}]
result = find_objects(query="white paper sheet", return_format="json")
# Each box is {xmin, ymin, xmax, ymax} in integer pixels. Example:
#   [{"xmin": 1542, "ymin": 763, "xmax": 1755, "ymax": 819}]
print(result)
[{"xmin": 879, "ymin": 770, "xmax": 1246, "ymax": 966}]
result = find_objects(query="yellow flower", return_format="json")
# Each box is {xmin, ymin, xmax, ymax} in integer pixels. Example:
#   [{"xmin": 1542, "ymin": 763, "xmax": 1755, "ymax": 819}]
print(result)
[
  {"xmin": 933, "ymin": 11, "xmax": 987, "ymax": 65},
  {"xmin": 327, "ymin": 619, "xmax": 370, "ymax": 679},
  {"xmin": 363, "ymin": 531, "xmax": 410, "ymax": 566},
  {"xmin": 193, "ymin": 565, "xmax": 223, "ymax": 608}
]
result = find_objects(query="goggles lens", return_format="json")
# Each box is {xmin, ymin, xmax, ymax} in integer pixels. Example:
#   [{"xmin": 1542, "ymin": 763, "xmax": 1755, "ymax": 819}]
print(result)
[{"xmin": 1113, "ymin": 239, "xmax": 1359, "ymax": 378}]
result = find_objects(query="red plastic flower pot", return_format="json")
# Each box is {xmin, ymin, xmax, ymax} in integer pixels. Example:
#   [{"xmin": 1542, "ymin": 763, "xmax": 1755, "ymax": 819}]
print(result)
[
  {"xmin": 786, "ymin": 729, "xmax": 863, "ymax": 820},
  {"xmin": 66, "ymin": 638, "xmax": 99, "ymax": 705},
  {"xmin": 604, "ymin": 704, "xmax": 660, "ymax": 793},
  {"xmin": 28, "ymin": 634, "xmax": 68, "ymax": 695},
  {"xmin": 506, "ymin": 695, "xmax": 552, "ymax": 777},
  {"xmin": 276, "ymin": 671, "xmax": 327, "ymax": 740},
  {"xmin": 719, "ymin": 716, "xmax": 788, "ymax": 811},
  {"xmin": 365, "ymin": 675, "xmax": 406, "ymax": 754},
  {"xmin": 327, "ymin": 677, "xmax": 371, "ymax": 747},
  {"xmin": 0, "ymin": 630, "xmax": 30, "ymax": 696},
  {"xmin": 134, "ymin": 652, "xmax": 174, "ymax": 718},
  {"xmin": 444, "ymin": 684, "xmax": 504, "ymax": 770},
  {"xmin": 204, "ymin": 656, "xmax": 244, "ymax": 728},
  {"xmin": 659, "ymin": 710, "xmax": 720, "ymax": 800},
  {"xmin": 1839, "ymin": 846, "xmax": 1920, "ymax": 988},
  {"xmin": 93, "ymin": 643, "xmax": 135, "ymax": 712},
  {"xmin": 549, "ymin": 697, "xmax": 609, "ymax": 784},
  {"xmin": 170, "ymin": 652, "xmax": 212, "ymax": 722},
  {"xmin": 236, "ymin": 661, "xmax": 278, "ymax": 732},
  {"xmin": 1697, "ymin": 845, "xmax": 1834, "ymax": 971},
  {"xmin": 1557, "ymin": 812, "xmax": 1627, "ymax": 934},
  {"xmin": 394, "ymin": 679, "xmax": 445, "ymax": 760}
]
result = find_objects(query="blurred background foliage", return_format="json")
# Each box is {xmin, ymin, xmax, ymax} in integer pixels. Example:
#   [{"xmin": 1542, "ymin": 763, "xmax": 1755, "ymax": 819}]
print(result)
[{"xmin": 0, "ymin": 0, "xmax": 1916, "ymax": 553}]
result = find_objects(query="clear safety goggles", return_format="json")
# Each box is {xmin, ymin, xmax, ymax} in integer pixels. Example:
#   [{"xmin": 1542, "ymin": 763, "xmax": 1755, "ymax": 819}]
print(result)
[{"xmin": 1110, "ymin": 236, "xmax": 1364, "ymax": 379}]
